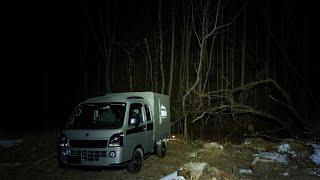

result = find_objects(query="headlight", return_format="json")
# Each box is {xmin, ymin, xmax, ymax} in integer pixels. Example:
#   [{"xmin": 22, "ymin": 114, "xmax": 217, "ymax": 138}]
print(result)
[
  {"xmin": 59, "ymin": 134, "xmax": 69, "ymax": 147},
  {"xmin": 109, "ymin": 133, "xmax": 124, "ymax": 147}
]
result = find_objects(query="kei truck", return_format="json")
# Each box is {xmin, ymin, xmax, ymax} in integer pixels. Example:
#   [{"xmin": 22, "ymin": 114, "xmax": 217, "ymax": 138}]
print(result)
[{"xmin": 58, "ymin": 92, "xmax": 170, "ymax": 173}]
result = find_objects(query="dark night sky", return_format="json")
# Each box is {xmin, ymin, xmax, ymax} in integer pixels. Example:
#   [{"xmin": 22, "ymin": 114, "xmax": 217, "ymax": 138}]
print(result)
[{"xmin": 1, "ymin": 0, "xmax": 320, "ymax": 132}]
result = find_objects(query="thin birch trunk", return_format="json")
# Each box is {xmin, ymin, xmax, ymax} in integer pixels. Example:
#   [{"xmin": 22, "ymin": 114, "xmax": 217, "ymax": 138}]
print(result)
[
  {"xmin": 159, "ymin": 0, "xmax": 165, "ymax": 94},
  {"xmin": 202, "ymin": 35, "xmax": 216, "ymax": 93},
  {"xmin": 144, "ymin": 38, "xmax": 154, "ymax": 91},
  {"xmin": 241, "ymin": 5, "xmax": 247, "ymax": 87},
  {"xmin": 128, "ymin": 56, "xmax": 133, "ymax": 91},
  {"xmin": 169, "ymin": 9, "xmax": 175, "ymax": 97},
  {"xmin": 265, "ymin": 0, "xmax": 271, "ymax": 78},
  {"xmin": 226, "ymin": 26, "xmax": 229, "ymax": 90},
  {"xmin": 231, "ymin": 23, "xmax": 235, "ymax": 90}
]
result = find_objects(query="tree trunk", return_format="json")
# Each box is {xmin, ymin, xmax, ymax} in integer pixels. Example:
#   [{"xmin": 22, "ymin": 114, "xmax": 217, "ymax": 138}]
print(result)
[
  {"xmin": 128, "ymin": 56, "xmax": 133, "ymax": 91},
  {"xmin": 220, "ymin": 23, "xmax": 224, "ymax": 104},
  {"xmin": 144, "ymin": 56, "xmax": 149, "ymax": 90},
  {"xmin": 159, "ymin": 0, "xmax": 165, "ymax": 94},
  {"xmin": 105, "ymin": 60, "xmax": 111, "ymax": 93},
  {"xmin": 226, "ymin": 26, "xmax": 229, "ymax": 90},
  {"xmin": 265, "ymin": 0, "xmax": 271, "ymax": 78},
  {"xmin": 202, "ymin": 35, "xmax": 216, "ymax": 93},
  {"xmin": 169, "ymin": 9, "xmax": 175, "ymax": 97},
  {"xmin": 231, "ymin": 23, "xmax": 235, "ymax": 90},
  {"xmin": 97, "ymin": 62, "xmax": 101, "ymax": 95},
  {"xmin": 144, "ymin": 38, "xmax": 154, "ymax": 91},
  {"xmin": 241, "ymin": 6, "xmax": 247, "ymax": 87}
]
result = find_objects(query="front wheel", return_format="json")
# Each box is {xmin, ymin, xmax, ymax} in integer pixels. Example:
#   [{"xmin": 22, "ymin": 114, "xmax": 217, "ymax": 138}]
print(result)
[
  {"xmin": 127, "ymin": 148, "xmax": 143, "ymax": 173},
  {"xmin": 58, "ymin": 159, "xmax": 66, "ymax": 168},
  {"xmin": 57, "ymin": 149, "xmax": 67, "ymax": 168}
]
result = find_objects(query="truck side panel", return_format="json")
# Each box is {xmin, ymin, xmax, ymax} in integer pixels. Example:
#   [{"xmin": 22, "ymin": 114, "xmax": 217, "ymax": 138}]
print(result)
[{"xmin": 153, "ymin": 93, "xmax": 170, "ymax": 142}]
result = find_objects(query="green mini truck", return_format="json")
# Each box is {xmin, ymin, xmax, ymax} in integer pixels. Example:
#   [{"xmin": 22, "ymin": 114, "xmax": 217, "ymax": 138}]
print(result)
[{"xmin": 58, "ymin": 92, "xmax": 170, "ymax": 173}]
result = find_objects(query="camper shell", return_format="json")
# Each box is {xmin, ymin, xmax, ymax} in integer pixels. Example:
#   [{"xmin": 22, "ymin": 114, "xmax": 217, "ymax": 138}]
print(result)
[{"xmin": 58, "ymin": 92, "xmax": 170, "ymax": 172}]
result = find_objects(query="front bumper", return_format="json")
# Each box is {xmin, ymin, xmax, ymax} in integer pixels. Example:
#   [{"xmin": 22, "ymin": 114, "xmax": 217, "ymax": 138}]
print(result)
[{"xmin": 59, "ymin": 147, "xmax": 125, "ymax": 166}]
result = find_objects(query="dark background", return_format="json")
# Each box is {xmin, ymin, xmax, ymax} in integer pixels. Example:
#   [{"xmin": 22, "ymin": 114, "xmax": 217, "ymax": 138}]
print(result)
[{"xmin": 1, "ymin": 0, "xmax": 320, "ymax": 134}]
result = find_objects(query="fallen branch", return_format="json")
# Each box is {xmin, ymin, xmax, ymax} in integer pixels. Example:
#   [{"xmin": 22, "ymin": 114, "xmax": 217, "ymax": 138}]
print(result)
[
  {"xmin": 192, "ymin": 111, "xmax": 207, "ymax": 122},
  {"xmin": 0, "ymin": 162, "xmax": 23, "ymax": 167},
  {"xmin": 232, "ymin": 79, "xmax": 297, "ymax": 111},
  {"xmin": 269, "ymin": 95, "xmax": 304, "ymax": 127},
  {"xmin": 204, "ymin": 104, "xmax": 287, "ymax": 128},
  {"xmin": 171, "ymin": 119, "xmax": 181, "ymax": 126}
]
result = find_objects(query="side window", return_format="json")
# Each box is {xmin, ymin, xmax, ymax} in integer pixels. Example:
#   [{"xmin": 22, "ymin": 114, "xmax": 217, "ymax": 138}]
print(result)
[
  {"xmin": 144, "ymin": 105, "xmax": 151, "ymax": 121},
  {"xmin": 129, "ymin": 103, "xmax": 143, "ymax": 125}
]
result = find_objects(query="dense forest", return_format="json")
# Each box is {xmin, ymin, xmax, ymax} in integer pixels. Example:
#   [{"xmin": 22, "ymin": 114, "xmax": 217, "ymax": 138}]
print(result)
[{"xmin": 2, "ymin": 0, "xmax": 320, "ymax": 139}]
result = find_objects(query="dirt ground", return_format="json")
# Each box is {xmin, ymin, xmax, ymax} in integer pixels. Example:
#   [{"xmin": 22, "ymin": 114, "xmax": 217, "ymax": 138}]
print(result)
[
  {"xmin": 0, "ymin": 136, "xmax": 198, "ymax": 180},
  {"xmin": 1, "ymin": 132, "xmax": 320, "ymax": 180}
]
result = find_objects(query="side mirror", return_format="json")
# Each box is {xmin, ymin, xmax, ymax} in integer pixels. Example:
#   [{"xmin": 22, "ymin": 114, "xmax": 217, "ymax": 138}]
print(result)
[{"xmin": 129, "ymin": 118, "xmax": 140, "ymax": 126}]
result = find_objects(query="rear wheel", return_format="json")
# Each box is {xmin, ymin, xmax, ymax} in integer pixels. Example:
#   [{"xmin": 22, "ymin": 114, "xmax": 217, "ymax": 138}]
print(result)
[
  {"xmin": 157, "ymin": 141, "xmax": 167, "ymax": 158},
  {"xmin": 127, "ymin": 148, "xmax": 143, "ymax": 173}
]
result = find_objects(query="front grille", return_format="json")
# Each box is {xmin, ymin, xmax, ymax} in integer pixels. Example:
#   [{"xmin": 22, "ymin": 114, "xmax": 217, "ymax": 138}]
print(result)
[
  {"xmin": 70, "ymin": 150, "xmax": 107, "ymax": 161},
  {"xmin": 69, "ymin": 140, "xmax": 108, "ymax": 148}
]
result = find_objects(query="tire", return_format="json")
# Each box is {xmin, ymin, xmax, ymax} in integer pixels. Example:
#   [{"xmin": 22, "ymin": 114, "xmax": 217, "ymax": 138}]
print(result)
[
  {"xmin": 58, "ymin": 153, "xmax": 67, "ymax": 168},
  {"xmin": 127, "ymin": 148, "xmax": 143, "ymax": 173},
  {"xmin": 58, "ymin": 160, "xmax": 66, "ymax": 168},
  {"xmin": 157, "ymin": 141, "xmax": 167, "ymax": 158}
]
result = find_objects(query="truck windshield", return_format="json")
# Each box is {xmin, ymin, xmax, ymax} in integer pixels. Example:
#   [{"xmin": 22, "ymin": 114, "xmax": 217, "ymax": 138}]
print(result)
[{"xmin": 67, "ymin": 103, "xmax": 126, "ymax": 129}]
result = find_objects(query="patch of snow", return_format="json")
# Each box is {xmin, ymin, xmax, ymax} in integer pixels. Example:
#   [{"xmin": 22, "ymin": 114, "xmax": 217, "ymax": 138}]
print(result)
[
  {"xmin": 239, "ymin": 168, "xmax": 252, "ymax": 174},
  {"xmin": 281, "ymin": 172, "xmax": 289, "ymax": 176},
  {"xmin": 277, "ymin": 143, "xmax": 296, "ymax": 157},
  {"xmin": 310, "ymin": 144, "xmax": 320, "ymax": 165},
  {"xmin": 253, "ymin": 143, "xmax": 298, "ymax": 164},
  {"xmin": 277, "ymin": 143, "xmax": 290, "ymax": 153},
  {"xmin": 253, "ymin": 152, "xmax": 288, "ymax": 164},
  {"xmin": 0, "ymin": 139, "xmax": 23, "ymax": 147},
  {"xmin": 203, "ymin": 142, "xmax": 223, "ymax": 150},
  {"xmin": 160, "ymin": 171, "xmax": 185, "ymax": 180}
]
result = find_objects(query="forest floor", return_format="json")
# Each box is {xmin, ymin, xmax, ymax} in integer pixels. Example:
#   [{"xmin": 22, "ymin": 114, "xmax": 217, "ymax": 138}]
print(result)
[{"xmin": 0, "ymin": 131, "xmax": 320, "ymax": 180}]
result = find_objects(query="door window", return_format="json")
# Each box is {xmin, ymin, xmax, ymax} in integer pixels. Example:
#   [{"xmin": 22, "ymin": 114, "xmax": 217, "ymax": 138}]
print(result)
[
  {"xmin": 144, "ymin": 105, "xmax": 151, "ymax": 121},
  {"xmin": 129, "ymin": 103, "xmax": 143, "ymax": 125}
]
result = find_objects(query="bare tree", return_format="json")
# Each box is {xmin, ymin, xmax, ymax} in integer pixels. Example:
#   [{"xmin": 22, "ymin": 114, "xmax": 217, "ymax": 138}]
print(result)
[{"xmin": 181, "ymin": 0, "xmax": 244, "ymax": 138}]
